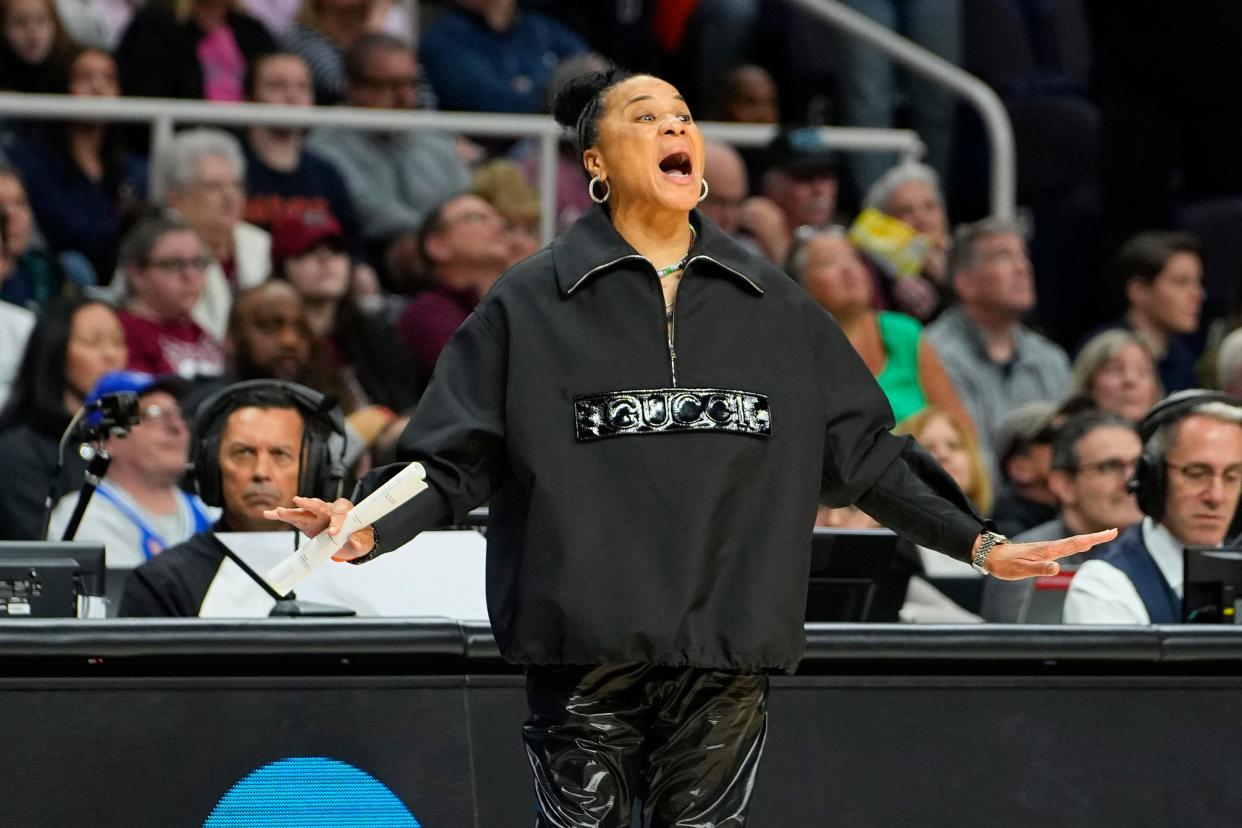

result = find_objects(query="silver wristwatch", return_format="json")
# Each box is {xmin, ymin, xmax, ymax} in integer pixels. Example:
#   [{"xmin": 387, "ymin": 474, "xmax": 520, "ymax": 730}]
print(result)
[{"xmin": 972, "ymin": 531, "xmax": 1008, "ymax": 574}]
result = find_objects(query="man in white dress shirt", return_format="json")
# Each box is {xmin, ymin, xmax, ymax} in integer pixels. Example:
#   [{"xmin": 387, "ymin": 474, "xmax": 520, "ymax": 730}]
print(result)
[{"xmin": 1064, "ymin": 391, "xmax": 1242, "ymax": 624}]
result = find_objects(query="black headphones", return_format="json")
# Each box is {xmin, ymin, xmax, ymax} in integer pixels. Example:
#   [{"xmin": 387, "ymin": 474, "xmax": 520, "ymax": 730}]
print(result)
[
  {"xmin": 1129, "ymin": 390, "xmax": 1242, "ymax": 520},
  {"xmin": 190, "ymin": 380, "xmax": 348, "ymax": 509}
]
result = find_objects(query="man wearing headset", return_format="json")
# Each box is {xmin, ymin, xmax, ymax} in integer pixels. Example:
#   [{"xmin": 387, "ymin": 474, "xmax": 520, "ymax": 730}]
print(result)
[
  {"xmin": 120, "ymin": 380, "xmax": 345, "ymax": 617},
  {"xmin": 1064, "ymin": 390, "xmax": 1242, "ymax": 624}
]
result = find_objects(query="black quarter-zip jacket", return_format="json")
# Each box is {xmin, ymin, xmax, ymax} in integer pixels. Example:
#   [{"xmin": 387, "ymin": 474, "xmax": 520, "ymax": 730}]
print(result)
[{"xmin": 363, "ymin": 207, "xmax": 986, "ymax": 672}]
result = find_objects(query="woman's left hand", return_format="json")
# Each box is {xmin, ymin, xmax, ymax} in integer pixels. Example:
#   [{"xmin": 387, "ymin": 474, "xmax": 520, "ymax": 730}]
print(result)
[{"xmin": 982, "ymin": 528, "xmax": 1119, "ymax": 580}]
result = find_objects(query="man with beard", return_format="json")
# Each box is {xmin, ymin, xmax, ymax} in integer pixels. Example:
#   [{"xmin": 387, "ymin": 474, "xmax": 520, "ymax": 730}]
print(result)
[{"xmin": 181, "ymin": 281, "xmax": 313, "ymax": 418}]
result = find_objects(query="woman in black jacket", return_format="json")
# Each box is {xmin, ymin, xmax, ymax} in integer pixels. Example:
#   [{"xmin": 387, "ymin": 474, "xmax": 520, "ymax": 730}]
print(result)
[
  {"xmin": 267, "ymin": 69, "xmax": 1116, "ymax": 826},
  {"xmin": 0, "ymin": 296, "xmax": 127, "ymax": 540}
]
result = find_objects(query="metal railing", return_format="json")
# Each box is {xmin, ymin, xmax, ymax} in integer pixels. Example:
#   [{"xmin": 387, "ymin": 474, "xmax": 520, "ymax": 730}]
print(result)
[
  {"xmin": 0, "ymin": 93, "xmax": 926, "ymax": 245},
  {"xmin": 788, "ymin": 0, "xmax": 1017, "ymax": 219}
]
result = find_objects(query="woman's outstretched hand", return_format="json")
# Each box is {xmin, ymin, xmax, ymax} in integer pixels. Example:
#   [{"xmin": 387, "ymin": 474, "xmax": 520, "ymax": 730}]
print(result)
[
  {"xmin": 982, "ymin": 528, "xmax": 1118, "ymax": 580},
  {"xmin": 263, "ymin": 496, "xmax": 376, "ymax": 562}
]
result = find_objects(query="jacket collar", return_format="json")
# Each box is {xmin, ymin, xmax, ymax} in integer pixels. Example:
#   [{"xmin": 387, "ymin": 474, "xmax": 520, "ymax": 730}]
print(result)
[{"xmin": 552, "ymin": 206, "xmax": 766, "ymax": 297}]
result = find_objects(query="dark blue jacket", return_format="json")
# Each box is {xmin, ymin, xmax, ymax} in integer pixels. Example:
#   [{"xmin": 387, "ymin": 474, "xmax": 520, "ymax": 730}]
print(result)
[{"xmin": 420, "ymin": 8, "xmax": 586, "ymax": 113}]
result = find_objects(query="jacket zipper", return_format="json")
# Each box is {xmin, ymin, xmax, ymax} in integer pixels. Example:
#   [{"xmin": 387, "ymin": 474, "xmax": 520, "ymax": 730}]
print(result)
[
  {"xmin": 667, "ymin": 290, "xmax": 679, "ymax": 386},
  {"xmin": 568, "ymin": 252, "xmax": 690, "ymax": 387}
]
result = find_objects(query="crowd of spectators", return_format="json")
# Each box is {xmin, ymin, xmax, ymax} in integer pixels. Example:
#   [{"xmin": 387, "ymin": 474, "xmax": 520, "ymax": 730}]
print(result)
[{"xmin": 2, "ymin": 0, "xmax": 1242, "ymax": 626}]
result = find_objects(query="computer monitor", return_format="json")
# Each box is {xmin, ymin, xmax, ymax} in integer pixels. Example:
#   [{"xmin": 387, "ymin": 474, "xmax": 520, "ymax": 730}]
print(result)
[
  {"xmin": 0, "ymin": 542, "xmax": 106, "ymax": 618},
  {"xmin": 806, "ymin": 528, "xmax": 906, "ymax": 622},
  {"xmin": 1184, "ymin": 546, "xmax": 1242, "ymax": 624}
]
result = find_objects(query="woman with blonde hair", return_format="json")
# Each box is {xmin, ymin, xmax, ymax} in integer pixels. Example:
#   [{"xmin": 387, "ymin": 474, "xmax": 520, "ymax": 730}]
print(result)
[
  {"xmin": 472, "ymin": 159, "xmax": 541, "ymax": 268},
  {"xmin": 894, "ymin": 405, "xmax": 993, "ymax": 623},
  {"xmin": 896, "ymin": 405, "xmax": 993, "ymax": 514}
]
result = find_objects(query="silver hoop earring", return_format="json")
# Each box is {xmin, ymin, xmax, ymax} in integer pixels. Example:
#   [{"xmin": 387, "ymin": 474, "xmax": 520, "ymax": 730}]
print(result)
[
  {"xmin": 699, "ymin": 178, "xmax": 709, "ymax": 203},
  {"xmin": 589, "ymin": 176, "xmax": 610, "ymax": 204}
]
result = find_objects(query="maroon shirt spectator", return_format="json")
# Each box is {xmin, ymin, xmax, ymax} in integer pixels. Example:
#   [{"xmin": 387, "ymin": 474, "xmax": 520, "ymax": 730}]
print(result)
[
  {"xmin": 117, "ymin": 213, "xmax": 224, "ymax": 378},
  {"xmin": 117, "ymin": 311, "xmax": 223, "ymax": 377},
  {"xmin": 398, "ymin": 284, "xmax": 478, "ymax": 380},
  {"xmin": 396, "ymin": 193, "xmax": 508, "ymax": 378}
]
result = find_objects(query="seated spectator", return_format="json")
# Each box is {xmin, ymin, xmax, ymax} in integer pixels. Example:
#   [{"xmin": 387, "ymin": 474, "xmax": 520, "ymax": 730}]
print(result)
[
  {"xmin": 116, "ymin": 213, "xmax": 224, "ymax": 378},
  {"xmin": 699, "ymin": 140, "xmax": 747, "ymax": 239},
  {"xmin": 252, "ymin": 0, "xmax": 411, "ymax": 42},
  {"xmin": 0, "ymin": 164, "xmax": 79, "ymax": 311},
  {"xmin": 282, "ymin": 0, "xmax": 380, "ymax": 105},
  {"xmin": 47, "ymin": 370, "xmax": 215, "ymax": 566},
  {"xmin": 892, "ymin": 406, "xmax": 991, "ymax": 622},
  {"xmin": 511, "ymin": 51, "xmax": 607, "ymax": 234},
  {"xmin": 271, "ymin": 209, "xmax": 421, "ymax": 412},
  {"xmin": 1069, "ymin": 329, "xmax": 1162, "ymax": 423},
  {"xmin": 471, "ymin": 159, "xmax": 540, "ymax": 268},
  {"xmin": 1100, "ymin": 231, "xmax": 1204, "ymax": 394},
  {"xmin": 0, "ymin": 0, "xmax": 73, "ymax": 93},
  {"xmin": 307, "ymin": 33, "xmax": 469, "ymax": 265},
  {"xmin": 180, "ymin": 279, "xmax": 314, "ymax": 418},
  {"xmin": 989, "ymin": 401, "xmax": 1060, "ymax": 538},
  {"xmin": 895, "ymin": 406, "xmax": 992, "ymax": 515},
  {"xmin": 224, "ymin": 280, "xmax": 313, "ymax": 384},
  {"xmin": 241, "ymin": 51, "xmax": 359, "ymax": 245},
  {"xmin": 1065, "ymin": 391, "xmax": 1242, "ymax": 624},
  {"xmin": 156, "ymin": 129, "xmax": 271, "ymax": 340},
  {"xmin": 788, "ymin": 227, "xmax": 971, "ymax": 427},
  {"xmin": 926, "ymin": 219, "xmax": 1071, "ymax": 465},
  {"xmin": 982, "ymin": 410, "xmax": 1143, "ymax": 622},
  {"xmin": 114, "ymin": 0, "xmax": 275, "ymax": 101},
  {"xmin": 1217, "ymin": 327, "xmax": 1242, "ymax": 398},
  {"xmin": 0, "ymin": 292, "xmax": 33, "ymax": 408},
  {"xmin": 757, "ymin": 129, "xmax": 840, "ymax": 264},
  {"xmin": 395, "ymin": 193, "xmax": 508, "ymax": 378},
  {"xmin": 861, "ymin": 160, "xmax": 951, "ymax": 322},
  {"xmin": 0, "ymin": 296, "xmax": 127, "ymax": 540},
  {"xmin": 120, "ymin": 380, "xmax": 355, "ymax": 616},
  {"xmin": 701, "ymin": 139, "xmax": 793, "ymax": 267},
  {"xmin": 9, "ymin": 46, "xmax": 146, "ymax": 282},
  {"xmin": 701, "ymin": 140, "xmax": 794, "ymax": 267},
  {"xmin": 710, "ymin": 64, "xmax": 779, "ymax": 124},
  {"xmin": 419, "ymin": 0, "xmax": 586, "ymax": 114}
]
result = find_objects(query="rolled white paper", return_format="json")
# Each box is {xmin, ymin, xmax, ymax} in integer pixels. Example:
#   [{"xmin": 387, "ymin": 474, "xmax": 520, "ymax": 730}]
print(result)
[{"xmin": 264, "ymin": 462, "xmax": 429, "ymax": 596}]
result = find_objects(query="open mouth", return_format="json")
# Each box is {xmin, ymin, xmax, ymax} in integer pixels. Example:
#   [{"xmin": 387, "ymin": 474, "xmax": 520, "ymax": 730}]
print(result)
[{"xmin": 659, "ymin": 150, "xmax": 693, "ymax": 181}]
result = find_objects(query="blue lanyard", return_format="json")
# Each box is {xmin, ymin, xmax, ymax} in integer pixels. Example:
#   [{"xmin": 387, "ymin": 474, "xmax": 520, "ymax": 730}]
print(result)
[{"xmin": 94, "ymin": 483, "xmax": 213, "ymax": 561}]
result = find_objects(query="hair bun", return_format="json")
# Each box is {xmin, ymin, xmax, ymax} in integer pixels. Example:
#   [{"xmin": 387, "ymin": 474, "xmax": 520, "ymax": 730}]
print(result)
[{"xmin": 551, "ymin": 70, "xmax": 610, "ymax": 130}]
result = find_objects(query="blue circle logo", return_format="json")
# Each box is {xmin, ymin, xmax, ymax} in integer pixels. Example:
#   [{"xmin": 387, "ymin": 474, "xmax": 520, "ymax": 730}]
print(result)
[{"xmin": 204, "ymin": 757, "xmax": 420, "ymax": 827}]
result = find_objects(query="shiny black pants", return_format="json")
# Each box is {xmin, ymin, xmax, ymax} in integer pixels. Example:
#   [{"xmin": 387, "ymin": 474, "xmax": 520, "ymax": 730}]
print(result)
[{"xmin": 522, "ymin": 663, "xmax": 769, "ymax": 828}]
